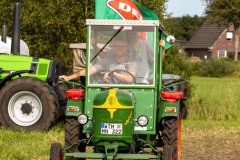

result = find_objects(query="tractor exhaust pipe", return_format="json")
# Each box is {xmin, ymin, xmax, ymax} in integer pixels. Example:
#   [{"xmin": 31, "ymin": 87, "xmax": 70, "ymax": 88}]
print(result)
[
  {"xmin": 11, "ymin": 2, "xmax": 21, "ymax": 55},
  {"xmin": 1, "ymin": 22, "xmax": 7, "ymax": 43}
]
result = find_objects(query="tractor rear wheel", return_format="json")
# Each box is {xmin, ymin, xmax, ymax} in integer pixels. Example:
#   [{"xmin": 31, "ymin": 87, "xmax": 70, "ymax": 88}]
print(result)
[
  {"xmin": 162, "ymin": 115, "xmax": 181, "ymax": 160},
  {"xmin": 180, "ymin": 101, "xmax": 187, "ymax": 119},
  {"xmin": 162, "ymin": 145, "xmax": 174, "ymax": 160},
  {"xmin": 0, "ymin": 78, "xmax": 58, "ymax": 130},
  {"xmin": 50, "ymin": 142, "xmax": 63, "ymax": 160},
  {"xmin": 56, "ymin": 82, "xmax": 69, "ymax": 116},
  {"xmin": 65, "ymin": 117, "xmax": 86, "ymax": 160}
]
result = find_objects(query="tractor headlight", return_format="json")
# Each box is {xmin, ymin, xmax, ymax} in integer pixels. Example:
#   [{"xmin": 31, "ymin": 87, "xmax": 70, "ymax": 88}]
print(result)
[
  {"xmin": 78, "ymin": 114, "xmax": 88, "ymax": 125},
  {"xmin": 137, "ymin": 115, "xmax": 148, "ymax": 126}
]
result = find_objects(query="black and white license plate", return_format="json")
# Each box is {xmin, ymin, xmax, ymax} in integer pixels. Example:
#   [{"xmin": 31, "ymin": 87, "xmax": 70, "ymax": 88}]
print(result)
[{"xmin": 100, "ymin": 123, "xmax": 122, "ymax": 135}]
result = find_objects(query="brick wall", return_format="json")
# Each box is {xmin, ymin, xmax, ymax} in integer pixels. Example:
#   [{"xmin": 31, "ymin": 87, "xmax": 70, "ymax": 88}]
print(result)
[{"xmin": 211, "ymin": 24, "xmax": 240, "ymax": 59}]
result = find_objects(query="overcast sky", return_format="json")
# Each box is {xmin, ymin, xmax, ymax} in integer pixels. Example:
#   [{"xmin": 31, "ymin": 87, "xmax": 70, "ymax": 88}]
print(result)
[{"xmin": 166, "ymin": 0, "xmax": 207, "ymax": 17}]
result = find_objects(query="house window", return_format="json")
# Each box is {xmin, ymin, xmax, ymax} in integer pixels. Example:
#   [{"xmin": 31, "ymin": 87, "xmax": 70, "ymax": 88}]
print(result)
[
  {"xmin": 218, "ymin": 50, "xmax": 227, "ymax": 58},
  {"xmin": 226, "ymin": 32, "xmax": 233, "ymax": 40}
]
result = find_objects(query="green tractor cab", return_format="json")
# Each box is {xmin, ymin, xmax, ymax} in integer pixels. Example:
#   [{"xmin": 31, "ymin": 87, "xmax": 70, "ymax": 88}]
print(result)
[{"xmin": 50, "ymin": 19, "xmax": 189, "ymax": 160}]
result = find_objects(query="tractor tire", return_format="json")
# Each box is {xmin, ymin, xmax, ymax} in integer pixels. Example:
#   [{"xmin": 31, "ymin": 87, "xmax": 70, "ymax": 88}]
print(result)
[
  {"xmin": 65, "ymin": 117, "xmax": 86, "ymax": 160},
  {"xmin": 0, "ymin": 77, "xmax": 58, "ymax": 130},
  {"xmin": 161, "ymin": 145, "xmax": 174, "ymax": 160},
  {"xmin": 162, "ymin": 115, "xmax": 181, "ymax": 160},
  {"xmin": 180, "ymin": 101, "xmax": 187, "ymax": 119},
  {"xmin": 50, "ymin": 142, "xmax": 63, "ymax": 160},
  {"xmin": 56, "ymin": 82, "xmax": 69, "ymax": 117}
]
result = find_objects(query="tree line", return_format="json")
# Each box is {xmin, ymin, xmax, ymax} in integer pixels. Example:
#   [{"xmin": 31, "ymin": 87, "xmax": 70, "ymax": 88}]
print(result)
[{"xmin": 0, "ymin": 0, "xmax": 238, "ymax": 73}]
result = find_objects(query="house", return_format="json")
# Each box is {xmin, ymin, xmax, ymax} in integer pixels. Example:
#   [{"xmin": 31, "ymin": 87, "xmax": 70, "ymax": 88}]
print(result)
[{"xmin": 185, "ymin": 22, "xmax": 240, "ymax": 59}]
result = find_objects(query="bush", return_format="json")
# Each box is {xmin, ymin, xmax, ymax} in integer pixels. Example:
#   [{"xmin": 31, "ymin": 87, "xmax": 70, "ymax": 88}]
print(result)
[
  {"xmin": 163, "ymin": 43, "xmax": 192, "ymax": 78},
  {"xmin": 197, "ymin": 58, "xmax": 236, "ymax": 77}
]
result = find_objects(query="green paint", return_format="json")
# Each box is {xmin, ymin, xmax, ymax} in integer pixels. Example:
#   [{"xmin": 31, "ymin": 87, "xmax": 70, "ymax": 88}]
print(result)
[
  {"xmin": 92, "ymin": 109, "xmax": 134, "ymax": 149},
  {"xmin": 93, "ymin": 90, "xmax": 109, "ymax": 106},
  {"xmin": 0, "ymin": 54, "xmax": 52, "ymax": 82},
  {"xmin": 65, "ymin": 99, "xmax": 84, "ymax": 117},
  {"xmin": 158, "ymin": 100, "xmax": 179, "ymax": 122},
  {"xmin": 37, "ymin": 63, "xmax": 48, "ymax": 75}
]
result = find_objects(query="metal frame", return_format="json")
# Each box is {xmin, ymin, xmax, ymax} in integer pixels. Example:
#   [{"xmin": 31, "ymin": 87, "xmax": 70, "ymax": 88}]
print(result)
[
  {"xmin": 86, "ymin": 19, "xmax": 160, "ymax": 26},
  {"xmin": 86, "ymin": 22, "xmax": 158, "ymax": 87}
]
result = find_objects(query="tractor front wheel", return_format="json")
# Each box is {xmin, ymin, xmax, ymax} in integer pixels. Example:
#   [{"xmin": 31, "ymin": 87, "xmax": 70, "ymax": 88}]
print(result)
[
  {"xmin": 50, "ymin": 142, "xmax": 63, "ymax": 160},
  {"xmin": 162, "ymin": 145, "xmax": 174, "ymax": 160},
  {"xmin": 65, "ymin": 117, "xmax": 86, "ymax": 160},
  {"xmin": 0, "ymin": 78, "xmax": 58, "ymax": 130},
  {"xmin": 162, "ymin": 115, "xmax": 181, "ymax": 160}
]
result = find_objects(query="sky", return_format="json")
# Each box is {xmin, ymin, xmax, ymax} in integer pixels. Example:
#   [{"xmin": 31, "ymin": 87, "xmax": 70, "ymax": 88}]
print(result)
[{"xmin": 166, "ymin": 0, "xmax": 207, "ymax": 17}]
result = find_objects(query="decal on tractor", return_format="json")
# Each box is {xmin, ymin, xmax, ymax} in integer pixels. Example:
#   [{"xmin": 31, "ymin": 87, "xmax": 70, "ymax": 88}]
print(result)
[{"xmin": 107, "ymin": 0, "xmax": 143, "ymax": 20}]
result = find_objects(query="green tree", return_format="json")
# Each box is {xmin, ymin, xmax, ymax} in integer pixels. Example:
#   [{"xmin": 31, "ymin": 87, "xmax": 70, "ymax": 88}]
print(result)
[
  {"xmin": 163, "ymin": 43, "xmax": 192, "ymax": 78},
  {"xmin": 167, "ymin": 15, "xmax": 203, "ymax": 41},
  {"xmin": 205, "ymin": 0, "xmax": 240, "ymax": 61},
  {"xmin": 0, "ymin": 0, "xmax": 95, "ymax": 73},
  {"xmin": 137, "ymin": 0, "xmax": 168, "ymax": 21}
]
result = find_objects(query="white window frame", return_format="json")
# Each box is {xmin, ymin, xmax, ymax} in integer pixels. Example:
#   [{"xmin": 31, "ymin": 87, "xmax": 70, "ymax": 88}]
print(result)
[
  {"xmin": 218, "ymin": 50, "xmax": 227, "ymax": 58},
  {"xmin": 226, "ymin": 31, "xmax": 233, "ymax": 40}
]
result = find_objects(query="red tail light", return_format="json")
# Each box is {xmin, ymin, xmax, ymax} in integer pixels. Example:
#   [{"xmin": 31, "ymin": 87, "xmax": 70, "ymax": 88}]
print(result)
[
  {"xmin": 161, "ymin": 91, "xmax": 183, "ymax": 102},
  {"xmin": 66, "ymin": 89, "xmax": 85, "ymax": 100}
]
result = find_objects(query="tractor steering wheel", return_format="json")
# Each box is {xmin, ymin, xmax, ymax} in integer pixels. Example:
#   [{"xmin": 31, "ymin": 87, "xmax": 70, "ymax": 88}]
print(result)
[{"xmin": 107, "ymin": 70, "xmax": 136, "ymax": 84}]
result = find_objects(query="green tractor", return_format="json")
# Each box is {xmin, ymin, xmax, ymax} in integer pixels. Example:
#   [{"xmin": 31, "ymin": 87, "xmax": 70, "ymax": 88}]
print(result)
[
  {"xmin": 0, "ymin": 3, "xmax": 67, "ymax": 130},
  {"xmin": 50, "ymin": 18, "xmax": 188, "ymax": 160}
]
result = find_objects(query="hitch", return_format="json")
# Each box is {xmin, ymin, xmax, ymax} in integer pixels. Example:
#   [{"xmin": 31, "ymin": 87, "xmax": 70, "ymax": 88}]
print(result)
[{"xmin": 104, "ymin": 144, "xmax": 119, "ymax": 160}]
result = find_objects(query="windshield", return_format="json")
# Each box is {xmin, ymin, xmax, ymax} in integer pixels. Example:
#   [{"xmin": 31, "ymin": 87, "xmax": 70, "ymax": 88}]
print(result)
[{"xmin": 88, "ymin": 25, "xmax": 156, "ymax": 86}]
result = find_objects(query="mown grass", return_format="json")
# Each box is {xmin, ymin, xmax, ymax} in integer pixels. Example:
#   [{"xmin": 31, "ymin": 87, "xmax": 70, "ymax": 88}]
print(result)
[
  {"xmin": 0, "ymin": 123, "xmax": 64, "ymax": 160},
  {"xmin": 181, "ymin": 120, "xmax": 240, "ymax": 160},
  {"xmin": 187, "ymin": 76, "xmax": 240, "ymax": 120}
]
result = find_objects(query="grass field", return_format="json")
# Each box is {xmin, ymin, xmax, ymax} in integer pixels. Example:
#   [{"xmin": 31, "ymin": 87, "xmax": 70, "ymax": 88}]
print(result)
[
  {"xmin": 0, "ymin": 77, "xmax": 240, "ymax": 159},
  {"xmin": 188, "ymin": 76, "xmax": 240, "ymax": 120}
]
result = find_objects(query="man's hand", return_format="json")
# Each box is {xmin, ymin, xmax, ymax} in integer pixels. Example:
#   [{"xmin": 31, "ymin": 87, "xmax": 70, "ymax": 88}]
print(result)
[
  {"xmin": 159, "ymin": 39, "xmax": 166, "ymax": 57},
  {"xmin": 103, "ymin": 72, "xmax": 113, "ymax": 83},
  {"xmin": 159, "ymin": 39, "xmax": 165, "ymax": 48},
  {"xmin": 59, "ymin": 75, "xmax": 70, "ymax": 81}
]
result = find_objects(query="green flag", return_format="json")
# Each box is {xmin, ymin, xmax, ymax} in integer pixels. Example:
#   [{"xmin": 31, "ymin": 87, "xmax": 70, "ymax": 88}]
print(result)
[
  {"xmin": 94, "ymin": 0, "xmax": 173, "ymax": 49},
  {"xmin": 95, "ymin": 0, "xmax": 158, "ymax": 20},
  {"xmin": 132, "ymin": 1, "xmax": 158, "ymax": 20},
  {"xmin": 162, "ymin": 32, "xmax": 173, "ymax": 50}
]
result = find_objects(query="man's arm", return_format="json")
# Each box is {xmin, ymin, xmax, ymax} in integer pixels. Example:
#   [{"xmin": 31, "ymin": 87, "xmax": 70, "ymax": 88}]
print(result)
[{"xmin": 59, "ymin": 67, "xmax": 97, "ymax": 81}]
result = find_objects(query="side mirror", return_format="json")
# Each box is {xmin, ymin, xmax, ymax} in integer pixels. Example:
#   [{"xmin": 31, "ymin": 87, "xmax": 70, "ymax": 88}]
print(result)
[{"xmin": 166, "ymin": 35, "xmax": 175, "ymax": 44}]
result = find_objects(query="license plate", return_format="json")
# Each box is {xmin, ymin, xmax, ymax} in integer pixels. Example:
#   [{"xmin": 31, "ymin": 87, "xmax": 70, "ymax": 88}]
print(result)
[{"xmin": 100, "ymin": 123, "xmax": 122, "ymax": 135}]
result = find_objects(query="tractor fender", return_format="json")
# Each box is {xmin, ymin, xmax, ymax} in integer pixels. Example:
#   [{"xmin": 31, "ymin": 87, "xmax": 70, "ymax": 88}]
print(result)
[
  {"xmin": 65, "ymin": 99, "xmax": 84, "ymax": 117},
  {"xmin": 157, "ymin": 100, "xmax": 180, "ymax": 122},
  {"xmin": 0, "ymin": 70, "xmax": 32, "ymax": 90}
]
